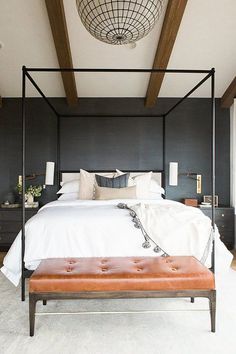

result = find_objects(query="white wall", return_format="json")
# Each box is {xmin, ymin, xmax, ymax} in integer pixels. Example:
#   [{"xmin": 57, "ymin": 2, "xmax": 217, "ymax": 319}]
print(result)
[
  {"xmin": 230, "ymin": 99, "xmax": 236, "ymax": 247},
  {"xmin": 230, "ymin": 99, "xmax": 236, "ymax": 206}
]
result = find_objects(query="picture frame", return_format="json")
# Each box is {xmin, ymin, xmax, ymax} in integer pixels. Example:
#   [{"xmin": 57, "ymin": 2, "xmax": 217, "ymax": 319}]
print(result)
[{"xmin": 203, "ymin": 195, "xmax": 218, "ymax": 207}]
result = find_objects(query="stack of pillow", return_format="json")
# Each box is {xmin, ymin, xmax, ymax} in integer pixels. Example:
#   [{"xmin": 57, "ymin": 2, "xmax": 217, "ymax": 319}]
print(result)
[{"xmin": 57, "ymin": 169, "xmax": 165, "ymax": 201}]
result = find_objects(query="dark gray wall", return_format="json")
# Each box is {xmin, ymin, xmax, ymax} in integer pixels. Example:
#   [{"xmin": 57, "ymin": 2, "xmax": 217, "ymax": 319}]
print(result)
[
  {"xmin": 0, "ymin": 97, "xmax": 230, "ymax": 206},
  {"xmin": 0, "ymin": 98, "xmax": 58, "ymax": 204},
  {"xmin": 60, "ymin": 116, "xmax": 163, "ymax": 171}
]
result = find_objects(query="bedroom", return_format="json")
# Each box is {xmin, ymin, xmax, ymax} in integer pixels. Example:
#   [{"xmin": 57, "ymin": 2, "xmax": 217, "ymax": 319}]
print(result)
[{"xmin": 0, "ymin": 0, "xmax": 236, "ymax": 353}]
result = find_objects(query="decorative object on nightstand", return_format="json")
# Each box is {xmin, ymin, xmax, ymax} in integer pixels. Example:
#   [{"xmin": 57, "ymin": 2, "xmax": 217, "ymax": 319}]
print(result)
[
  {"xmin": 1, "ymin": 203, "xmax": 20, "ymax": 209},
  {"xmin": 183, "ymin": 198, "xmax": 198, "ymax": 207},
  {"xmin": 3, "ymin": 192, "xmax": 15, "ymax": 205},
  {"xmin": 203, "ymin": 195, "xmax": 219, "ymax": 207},
  {"xmin": 199, "ymin": 202, "xmax": 211, "ymax": 208},
  {"xmin": 16, "ymin": 183, "xmax": 43, "ymax": 208},
  {"xmin": 25, "ymin": 185, "xmax": 42, "ymax": 206},
  {"xmin": 200, "ymin": 207, "xmax": 234, "ymax": 250}
]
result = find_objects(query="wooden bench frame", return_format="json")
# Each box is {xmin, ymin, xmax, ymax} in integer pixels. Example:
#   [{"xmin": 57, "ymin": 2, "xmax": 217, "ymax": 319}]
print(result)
[{"xmin": 29, "ymin": 289, "xmax": 216, "ymax": 336}]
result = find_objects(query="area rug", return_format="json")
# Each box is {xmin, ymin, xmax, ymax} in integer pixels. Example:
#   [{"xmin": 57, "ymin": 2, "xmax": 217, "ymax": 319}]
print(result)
[{"xmin": 0, "ymin": 270, "xmax": 236, "ymax": 354}]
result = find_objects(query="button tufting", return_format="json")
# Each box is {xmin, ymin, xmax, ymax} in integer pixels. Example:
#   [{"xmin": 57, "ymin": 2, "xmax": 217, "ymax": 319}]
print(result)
[
  {"xmin": 137, "ymin": 268, "xmax": 143, "ymax": 271},
  {"xmin": 133, "ymin": 260, "xmax": 140, "ymax": 264},
  {"xmin": 171, "ymin": 267, "xmax": 177, "ymax": 271},
  {"xmin": 66, "ymin": 268, "xmax": 72, "ymax": 272},
  {"xmin": 101, "ymin": 268, "xmax": 108, "ymax": 272}
]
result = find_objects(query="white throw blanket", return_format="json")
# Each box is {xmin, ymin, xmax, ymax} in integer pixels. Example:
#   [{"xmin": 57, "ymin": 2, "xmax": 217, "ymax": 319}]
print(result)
[
  {"xmin": 129, "ymin": 203, "xmax": 213, "ymax": 262},
  {"xmin": 1, "ymin": 199, "xmax": 232, "ymax": 286}
]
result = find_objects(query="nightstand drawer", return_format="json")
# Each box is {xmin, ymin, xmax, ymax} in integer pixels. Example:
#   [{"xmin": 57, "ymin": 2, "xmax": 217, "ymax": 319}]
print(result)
[
  {"xmin": 0, "ymin": 208, "xmax": 39, "ymax": 250},
  {"xmin": 0, "ymin": 232, "xmax": 18, "ymax": 245},
  {"xmin": 217, "ymin": 223, "xmax": 233, "ymax": 231},
  {"xmin": 215, "ymin": 210, "xmax": 233, "ymax": 222},
  {"xmin": 201, "ymin": 208, "xmax": 233, "ymax": 219},
  {"xmin": 200, "ymin": 207, "xmax": 234, "ymax": 250},
  {"xmin": 219, "ymin": 232, "xmax": 234, "ymax": 249},
  {"xmin": 0, "ymin": 221, "xmax": 21, "ymax": 233},
  {"xmin": 0, "ymin": 210, "xmax": 38, "ymax": 221}
]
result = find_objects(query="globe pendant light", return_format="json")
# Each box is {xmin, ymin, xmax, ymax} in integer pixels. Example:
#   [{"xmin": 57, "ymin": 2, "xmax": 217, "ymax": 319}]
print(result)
[{"xmin": 76, "ymin": 0, "xmax": 164, "ymax": 45}]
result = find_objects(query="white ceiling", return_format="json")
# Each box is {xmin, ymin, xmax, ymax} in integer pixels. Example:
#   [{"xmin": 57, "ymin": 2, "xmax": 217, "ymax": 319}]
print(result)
[{"xmin": 0, "ymin": 0, "xmax": 235, "ymax": 98}]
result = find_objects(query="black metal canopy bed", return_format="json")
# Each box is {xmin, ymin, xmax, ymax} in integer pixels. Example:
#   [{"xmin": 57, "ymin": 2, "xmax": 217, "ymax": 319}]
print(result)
[{"xmin": 2, "ymin": 66, "xmax": 222, "ymax": 302}]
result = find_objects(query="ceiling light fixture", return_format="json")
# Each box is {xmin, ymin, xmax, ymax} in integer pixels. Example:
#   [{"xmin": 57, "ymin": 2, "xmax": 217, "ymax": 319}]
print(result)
[{"xmin": 76, "ymin": 0, "xmax": 164, "ymax": 45}]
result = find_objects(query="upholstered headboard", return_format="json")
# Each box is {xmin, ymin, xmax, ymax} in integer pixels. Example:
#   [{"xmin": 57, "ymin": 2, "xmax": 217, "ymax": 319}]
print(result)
[{"xmin": 60, "ymin": 170, "xmax": 164, "ymax": 188}]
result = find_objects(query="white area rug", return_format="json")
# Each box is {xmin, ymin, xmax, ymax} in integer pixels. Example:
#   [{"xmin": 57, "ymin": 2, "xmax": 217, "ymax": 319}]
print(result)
[{"xmin": 0, "ymin": 270, "xmax": 236, "ymax": 354}]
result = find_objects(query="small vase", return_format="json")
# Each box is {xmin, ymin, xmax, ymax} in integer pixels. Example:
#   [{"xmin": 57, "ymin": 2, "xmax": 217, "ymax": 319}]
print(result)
[{"xmin": 27, "ymin": 193, "xmax": 34, "ymax": 204}]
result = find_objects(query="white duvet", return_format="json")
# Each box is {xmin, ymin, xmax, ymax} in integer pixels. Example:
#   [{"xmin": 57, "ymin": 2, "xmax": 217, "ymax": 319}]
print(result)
[{"xmin": 1, "ymin": 199, "xmax": 233, "ymax": 286}]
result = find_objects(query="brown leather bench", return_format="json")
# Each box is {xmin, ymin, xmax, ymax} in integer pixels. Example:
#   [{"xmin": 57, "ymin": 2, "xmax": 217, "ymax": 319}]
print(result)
[{"xmin": 29, "ymin": 256, "xmax": 216, "ymax": 336}]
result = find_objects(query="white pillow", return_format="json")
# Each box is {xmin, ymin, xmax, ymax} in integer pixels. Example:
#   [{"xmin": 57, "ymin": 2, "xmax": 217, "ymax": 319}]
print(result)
[
  {"xmin": 79, "ymin": 169, "xmax": 117, "ymax": 200},
  {"xmin": 116, "ymin": 170, "xmax": 152, "ymax": 199},
  {"xmin": 79, "ymin": 169, "xmax": 95, "ymax": 200},
  {"xmin": 57, "ymin": 179, "xmax": 80, "ymax": 194},
  {"xmin": 149, "ymin": 179, "xmax": 165, "ymax": 199},
  {"xmin": 95, "ymin": 185, "xmax": 137, "ymax": 200},
  {"xmin": 58, "ymin": 192, "xmax": 79, "ymax": 201}
]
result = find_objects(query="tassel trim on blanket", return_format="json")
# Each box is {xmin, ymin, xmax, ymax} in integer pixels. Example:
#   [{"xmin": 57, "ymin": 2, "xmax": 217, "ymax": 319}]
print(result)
[{"xmin": 117, "ymin": 203, "xmax": 169, "ymax": 257}]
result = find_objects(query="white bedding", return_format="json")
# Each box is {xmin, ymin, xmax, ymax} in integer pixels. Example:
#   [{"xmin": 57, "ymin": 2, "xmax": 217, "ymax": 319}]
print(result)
[{"xmin": 1, "ymin": 199, "xmax": 233, "ymax": 286}]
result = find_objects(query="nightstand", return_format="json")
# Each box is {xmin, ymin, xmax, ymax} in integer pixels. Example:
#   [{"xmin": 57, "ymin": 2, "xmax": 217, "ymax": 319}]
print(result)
[
  {"xmin": 200, "ymin": 207, "xmax": 235, "ymax": 250},
  {"xmin": 0, "ymin": 208, "xmax": 39, "ymax": 251}
]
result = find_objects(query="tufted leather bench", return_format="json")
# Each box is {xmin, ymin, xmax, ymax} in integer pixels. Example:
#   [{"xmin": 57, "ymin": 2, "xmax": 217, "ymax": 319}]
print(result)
[{"xmin": 29, "ymin": 256, "xmax": 216, "ymax": 336}]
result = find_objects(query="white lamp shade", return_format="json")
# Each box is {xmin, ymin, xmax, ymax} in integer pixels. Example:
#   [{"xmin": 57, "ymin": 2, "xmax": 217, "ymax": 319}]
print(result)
[
  {"xmin": 45, "ymin": 162, "xmax": 55, "ymax": 185},
  {"xmin": 169, "ymin": 162, "xmax": 178, "ymax": 186}
]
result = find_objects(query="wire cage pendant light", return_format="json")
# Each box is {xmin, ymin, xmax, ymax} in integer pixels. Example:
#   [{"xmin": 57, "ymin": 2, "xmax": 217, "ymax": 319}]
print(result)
[{"xmin": 76, "ymin": 0, "xmax": 164, "ymax": 45}]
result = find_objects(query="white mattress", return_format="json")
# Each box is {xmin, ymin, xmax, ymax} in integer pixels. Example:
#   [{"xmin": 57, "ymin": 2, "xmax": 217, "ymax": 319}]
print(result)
[{"xmin": 1, "ymin": 199, "xmax": 233, "ymax": 286}]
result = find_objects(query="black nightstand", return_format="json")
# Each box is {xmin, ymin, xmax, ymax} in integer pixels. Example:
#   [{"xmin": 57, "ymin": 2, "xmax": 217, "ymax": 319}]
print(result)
[
  {"xmin": 0, "ymin": 207, "xmax": 39, "ymax": 251},
  {"xmin": 200, "ymin": 207, "xmax": 235, "ymax": 250}
]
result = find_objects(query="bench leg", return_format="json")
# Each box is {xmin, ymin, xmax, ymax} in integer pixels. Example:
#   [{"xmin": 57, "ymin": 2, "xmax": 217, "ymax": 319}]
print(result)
[
  {"xmin": 21, "ymin": 276, "xmax": 25, "ymax": 302},
  {"xmin": 29, "ymin": 293, "xmax": 37, "ymax": 337},
  {"xmin": 43, "ymin": 300, "xmax": 47, "ymax": 306},
  {"xmin": 190, "ymin": 297, "xmax": 195, "ymax": 303},
  {"xmin": 209, "ymin": 290, "xmax": 216, "ymax": 333}
]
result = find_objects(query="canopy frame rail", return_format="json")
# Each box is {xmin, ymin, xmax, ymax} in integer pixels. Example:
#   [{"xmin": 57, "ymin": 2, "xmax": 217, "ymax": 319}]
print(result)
[{"xmin": 21, "ymin": 66, "xmax": 216, "ymax": 301}]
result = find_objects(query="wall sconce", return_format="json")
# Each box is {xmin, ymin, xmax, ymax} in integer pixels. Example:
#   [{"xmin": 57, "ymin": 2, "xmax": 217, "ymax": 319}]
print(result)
[
  {"xmin": 19, "ymin": 161, "xmax": 55, "ymax": 187},
  {"xmin": 169, "ymin": 162, "xmax": 178, "ymax": 186},
  {"xmin": 45, "ymin": 162, "xmax": 55, "ymax": 186},
  {"xmin": 169, "ymin": 162, "xmax": 202, "ymax": 193},
  {"xmin": 179, "ymin": 173, "xmax": 202, "ymax": 194}
]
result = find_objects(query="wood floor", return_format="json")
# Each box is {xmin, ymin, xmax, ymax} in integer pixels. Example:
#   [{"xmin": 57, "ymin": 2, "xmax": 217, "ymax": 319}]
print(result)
[
  {"xmin": 231, "ymin": 249, "xmax": 236, "ymax": 270},
  {"xmin": 0, "ymin": 251, "xmax": 236, "ymax": 269},
  {"xmin": 0, "ymin": 252, "xmax": 4, "ymax": 267}
]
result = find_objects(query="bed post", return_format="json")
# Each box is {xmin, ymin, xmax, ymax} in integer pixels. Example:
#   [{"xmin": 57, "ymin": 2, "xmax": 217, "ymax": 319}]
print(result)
[
  {"xmin": 162, "ymin": 115, "xmax": 166, "ymax": 195},
  {"xmin": 211, "ymin": 68, "xmax": 216, "ymax": 274},
  {"xmin": 57, "ymin": 115, "xmax": 61, "ymax": 190},
  {"xmin": 18, "ymin": 66, "xmax": 215, "ymax": 302},
  {"xmin": 21, "ymin": 66, "xmax": 26, "ymax": 301}
]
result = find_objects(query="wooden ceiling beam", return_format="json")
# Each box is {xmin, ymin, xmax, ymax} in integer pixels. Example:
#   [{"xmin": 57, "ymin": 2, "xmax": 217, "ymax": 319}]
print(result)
[
  {"xmin": 145, "ymin": 0, "xmax": 188, "ymax": 107},
  {"xmin": 45, "ymin": 0, "xmax": 77, "ymax": 106},
  {"xmin": 221, "ymin": 77, "xmax": 236, "ymax": 108}
]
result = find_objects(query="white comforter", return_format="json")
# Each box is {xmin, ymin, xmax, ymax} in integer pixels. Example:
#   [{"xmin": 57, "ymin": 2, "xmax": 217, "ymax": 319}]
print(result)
[{"xmin": 1, "ymin": 199, "xmax": 233, "ymax": 286}]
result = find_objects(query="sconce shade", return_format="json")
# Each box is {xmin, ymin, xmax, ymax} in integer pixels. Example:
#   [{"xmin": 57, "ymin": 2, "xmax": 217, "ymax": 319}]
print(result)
[
  {"xmin": 45, "ymin": 162, "xmax": 55, "ymax": 185},
  {"xmin": 169, "ymin": 162, "xmax": 178, "ymax": 186}
]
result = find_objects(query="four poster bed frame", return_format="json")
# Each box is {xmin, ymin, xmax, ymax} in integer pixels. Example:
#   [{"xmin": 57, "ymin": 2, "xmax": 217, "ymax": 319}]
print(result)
[{"xmin": 21, "ymin": 66, "xmax": 216, "ymax": 301}]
